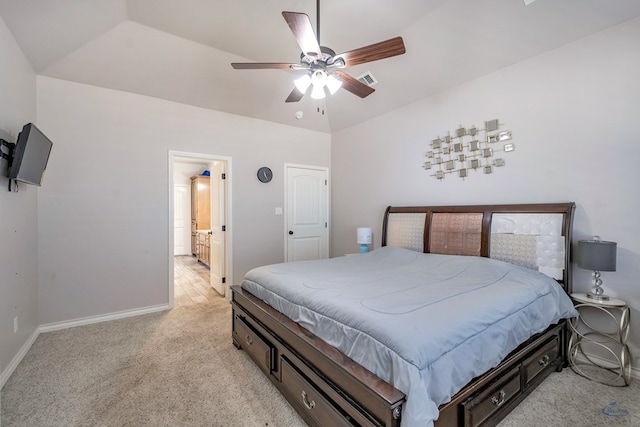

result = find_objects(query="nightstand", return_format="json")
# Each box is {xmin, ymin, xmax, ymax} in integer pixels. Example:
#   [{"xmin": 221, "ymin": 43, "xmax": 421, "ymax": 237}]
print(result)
[{"xmin": 567, "ymin": 292, "xmax": 631, "ymax": 386}]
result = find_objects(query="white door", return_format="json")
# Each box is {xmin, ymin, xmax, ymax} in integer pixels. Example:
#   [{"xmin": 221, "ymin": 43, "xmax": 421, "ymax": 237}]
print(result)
[
  {"xmin": 285, "ymin": 165, "xmax": 329, "ymax": 262},
  {"xmin": 209, "ymin": 161, "xmax": 226, "ymax": 296},
  {"xmin": 173, "ymin": 184, "xmax": 190, "ymax": 255}
]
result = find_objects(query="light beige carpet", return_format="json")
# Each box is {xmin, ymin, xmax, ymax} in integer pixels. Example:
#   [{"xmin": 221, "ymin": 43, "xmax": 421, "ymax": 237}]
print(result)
[
  {"xmin": 496, "ymin": 364, "xmax": 640, "ymax": 427},
  {"xmin": 2, "ymin": 297, "xmax": 638, "ymax": 426},
  {"xmin": 1, "ymin": 297, "xmax": 304, "ymax": 427}
]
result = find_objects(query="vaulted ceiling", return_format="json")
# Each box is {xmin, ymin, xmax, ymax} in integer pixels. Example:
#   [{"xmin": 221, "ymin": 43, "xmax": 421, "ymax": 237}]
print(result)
[{"xmin": 2, "ymin": 0, "xmax": 639, "ymax": 133}]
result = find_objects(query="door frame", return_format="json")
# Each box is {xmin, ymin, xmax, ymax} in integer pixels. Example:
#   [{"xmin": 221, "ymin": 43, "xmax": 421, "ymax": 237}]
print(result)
[
  {"xmin": 168, "ymin": 151, "xmax": 233, "ymax": 307},
  {"xmin": 208, "ymin": 160, "xmax": 226, "ymax": 296},
  {"xmin": 284, "ymin": 163, "xmax": 330, "ymax": 262}
]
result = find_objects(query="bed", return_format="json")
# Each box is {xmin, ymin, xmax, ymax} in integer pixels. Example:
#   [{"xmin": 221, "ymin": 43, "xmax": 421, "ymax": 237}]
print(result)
[{"xmin": 231, "ymin": 203, "xmax": 577, "ymax": 427}]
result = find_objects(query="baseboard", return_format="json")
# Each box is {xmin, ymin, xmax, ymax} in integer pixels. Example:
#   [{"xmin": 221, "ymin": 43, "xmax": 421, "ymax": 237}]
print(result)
[
  {"xmin": 574, "ymin": 352, "xmax": 640, "ymax": 380},
  {"xmin": 1, "ymin": 304, "xmax": 170, "ymax": 389},
  {"xmin": 39, "ymin": 303, "xmax": 170, "ymax": 332},
  {"xmin": 1, "ymin": 328, "xmax": 40, "ymax": 389}
]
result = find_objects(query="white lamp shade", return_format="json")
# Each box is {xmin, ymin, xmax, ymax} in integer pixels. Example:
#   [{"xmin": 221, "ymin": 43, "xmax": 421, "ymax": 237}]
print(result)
[
  {"xmin": 326, "ymin": 74, "xmax": 342, "ymax": 95},
  {"xmin": 357, "ymin": 227, "xmax": 372, "ymax": 244},
  {"xmin": 294, "ymin": 74, "xmax": 312, "ymax": 93},
  {"xmin": 310, "ymin": 82, "xmax": 326, "ymax": 99}
]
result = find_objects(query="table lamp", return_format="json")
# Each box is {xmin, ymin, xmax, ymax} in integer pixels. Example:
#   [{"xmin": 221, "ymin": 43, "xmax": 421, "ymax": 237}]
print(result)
[
  {"xmin": 576, "ymin": 236, "xmax": 617, "ymax": 301},
  {"xmin": 357, "ymin": 227, "xmax": 372, "ymax": 253}
]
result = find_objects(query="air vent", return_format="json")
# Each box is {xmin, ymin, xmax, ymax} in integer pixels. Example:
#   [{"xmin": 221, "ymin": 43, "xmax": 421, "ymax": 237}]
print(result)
[{"xmin": 357, "ymin": 71, "xmax": 378, "ymax": 87}]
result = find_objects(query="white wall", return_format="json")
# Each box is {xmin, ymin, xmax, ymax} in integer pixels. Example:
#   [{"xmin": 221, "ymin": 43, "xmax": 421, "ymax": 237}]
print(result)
[
  {"xmin": 36, "ymin": 77, "xmax": 330, "ymax": 325},
  {"xmin": 0, "ymin": 16, "xmax": 38, "ymax": 383},
  {"xmin": 331, "ymin": 18, "xmax": 640, "ymax": 367}
]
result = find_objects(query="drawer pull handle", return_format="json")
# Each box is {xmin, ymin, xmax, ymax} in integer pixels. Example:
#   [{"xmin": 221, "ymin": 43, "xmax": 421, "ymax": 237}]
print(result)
[
  {"xmin": 301, "ymin": 391, "xmax": 316, "ymax": 410},
  {"xmin": 245, "ymin": 335, "xmax": 253, "ymax": 345},
  {"xmin": 539, "ymin": 355, "xmax": 550, "ymax": 367},
  {"xmin": 491, "ymin": 390, "xmax": 506, "ymax": 407}
]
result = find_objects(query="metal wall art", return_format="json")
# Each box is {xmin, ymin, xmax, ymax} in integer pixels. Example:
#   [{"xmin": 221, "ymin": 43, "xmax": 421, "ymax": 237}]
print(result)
[{"xmin": 423, "ymin": 119, "xmax": 514, "ymax": 180}]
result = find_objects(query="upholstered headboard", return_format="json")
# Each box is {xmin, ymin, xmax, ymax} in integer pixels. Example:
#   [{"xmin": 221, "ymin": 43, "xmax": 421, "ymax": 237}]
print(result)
[{"xmin": 381, "ymin": 203, "xmax": 575, "ymax": 292}]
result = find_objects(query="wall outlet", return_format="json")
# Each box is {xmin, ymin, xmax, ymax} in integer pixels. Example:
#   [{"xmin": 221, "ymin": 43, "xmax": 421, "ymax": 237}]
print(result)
[{"xmin": 13, "ymin": 316, "xmax": 18, "ymax": 333}]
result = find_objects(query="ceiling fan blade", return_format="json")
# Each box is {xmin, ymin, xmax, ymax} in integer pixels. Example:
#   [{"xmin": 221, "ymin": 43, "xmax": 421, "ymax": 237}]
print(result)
[
  {"xmin": 231, "ymin": 62, "xmax": 297, "ymax": 70},
  {"xmin": 285, "ymin": 87, "xmax": 305, "ymax": 103},
  {"xmin": 333, "ymin": 36, "xmax": 406, "ymax": 67},
  {"xmin": 282, "ymin": 12, "xmax": 321, "ymax": 57},
  {"xmin": 333, "ymin": 71, "xmax": 375, "ymax": 98}
]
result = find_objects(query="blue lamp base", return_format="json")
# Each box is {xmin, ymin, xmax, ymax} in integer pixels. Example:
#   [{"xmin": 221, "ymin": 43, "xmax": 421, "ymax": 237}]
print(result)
[{"xmin": 359, "ymin": 244, "xmax": 370, "ymax": 253}]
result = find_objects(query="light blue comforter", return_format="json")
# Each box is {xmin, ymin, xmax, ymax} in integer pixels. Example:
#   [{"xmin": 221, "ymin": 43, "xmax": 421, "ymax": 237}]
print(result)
[{"xmin": 241, "ymin": 246, "xmax": 577, "ymax": 427}]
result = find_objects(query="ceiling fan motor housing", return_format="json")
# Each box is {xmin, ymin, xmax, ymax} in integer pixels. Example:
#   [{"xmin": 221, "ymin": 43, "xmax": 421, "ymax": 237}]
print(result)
[{"xmin": 300, "ymin": 46, "xmax": 343, "ymax": 68}]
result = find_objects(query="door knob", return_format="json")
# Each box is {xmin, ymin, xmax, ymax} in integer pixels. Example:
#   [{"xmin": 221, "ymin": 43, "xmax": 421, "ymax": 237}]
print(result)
[{"xmin": 289, "ymin": 231, "xmax": 294, "ymax": 235}]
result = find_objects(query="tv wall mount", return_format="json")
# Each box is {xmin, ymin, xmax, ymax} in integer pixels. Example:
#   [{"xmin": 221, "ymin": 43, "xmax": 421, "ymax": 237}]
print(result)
[
  {"xmin": 1, "ymin": 139, "xmax": 15, "ymax": 165},
  {"xmin": 1, "ymin": 138, "xmax": 16, "ymax": 191}
]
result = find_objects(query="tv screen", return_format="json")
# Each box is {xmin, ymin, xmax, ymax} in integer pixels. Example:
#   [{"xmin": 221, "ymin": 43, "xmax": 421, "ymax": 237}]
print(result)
[{"xmin": 8, "ymin": 123, "xmax": 53, "ymax": 186}]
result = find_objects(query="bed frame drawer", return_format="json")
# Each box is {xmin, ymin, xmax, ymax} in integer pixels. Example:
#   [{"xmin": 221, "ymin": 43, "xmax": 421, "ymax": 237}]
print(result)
[
  {"xmin": 462, "ymin": 365, "xmax": 521, "ymax": 427},
  {"xmin": 233, "ymin": 314, "xmax": 274, "ymax": 374},
  {"xmin": 280, "ymin": 357, "xmax": 355, "ymax": 427},
  {"xmin": 523, "ymin": 336, "xmax": 559, "ymax": 386}
]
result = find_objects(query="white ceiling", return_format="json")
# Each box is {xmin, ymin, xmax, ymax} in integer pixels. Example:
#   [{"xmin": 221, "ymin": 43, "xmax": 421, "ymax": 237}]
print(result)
[{"xmin": 2, "ymin": 0, "xmax": 640, "ymax": 133}]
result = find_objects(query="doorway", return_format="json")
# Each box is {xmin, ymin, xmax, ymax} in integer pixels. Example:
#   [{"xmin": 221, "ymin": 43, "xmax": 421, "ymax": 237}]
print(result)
[{"xmin": 168, "ymin": 151, "xmax": 232, "ymax": 308}]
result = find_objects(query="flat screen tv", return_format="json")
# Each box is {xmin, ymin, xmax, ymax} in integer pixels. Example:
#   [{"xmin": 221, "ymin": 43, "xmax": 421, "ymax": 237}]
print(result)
[{"xmin": 8, "ymin": 123, "xmax": 53, "ymax": 186}]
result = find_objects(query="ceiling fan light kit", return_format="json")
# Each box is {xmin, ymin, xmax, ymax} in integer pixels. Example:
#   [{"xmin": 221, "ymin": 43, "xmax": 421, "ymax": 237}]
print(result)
[
  {"xmin": 295, "ymin": 70, "xmax": 342, "ymax": 100},
  {"xmin": 230, "ymin": 0, "xmax": 406, "ymax": 103}
]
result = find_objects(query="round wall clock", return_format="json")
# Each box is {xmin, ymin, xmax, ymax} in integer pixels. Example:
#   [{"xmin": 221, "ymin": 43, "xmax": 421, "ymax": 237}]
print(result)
[{"xmin": 257, "ymin": 167, "xmax": 273, "ymax": 183}]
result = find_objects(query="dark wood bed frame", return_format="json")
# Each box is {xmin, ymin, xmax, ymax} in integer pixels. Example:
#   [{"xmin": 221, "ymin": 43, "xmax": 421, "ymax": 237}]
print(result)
[{"xmin": 231, "ymin": 202, "xmax": 576, "ymax": 427}]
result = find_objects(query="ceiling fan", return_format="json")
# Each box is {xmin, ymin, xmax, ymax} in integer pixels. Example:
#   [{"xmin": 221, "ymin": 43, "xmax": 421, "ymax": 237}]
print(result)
[{"xmin": 231, "ymin": 1, "xmax": 406, "ymax": 103}]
